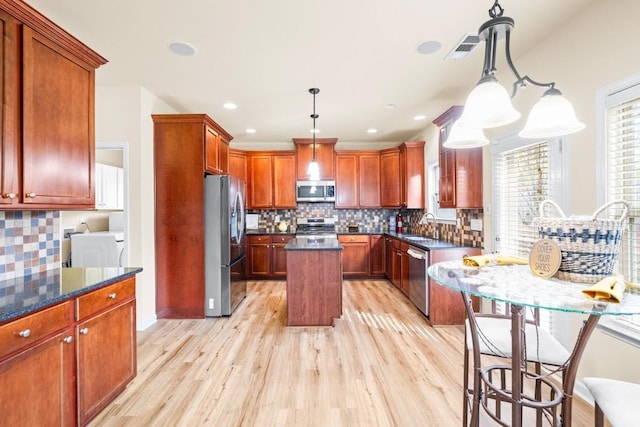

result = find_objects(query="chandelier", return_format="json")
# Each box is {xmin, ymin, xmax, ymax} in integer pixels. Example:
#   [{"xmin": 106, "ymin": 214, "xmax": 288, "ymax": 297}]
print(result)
[{"xmin": 446, "ymin": 0, "xmax": 584, "ymax": 148}]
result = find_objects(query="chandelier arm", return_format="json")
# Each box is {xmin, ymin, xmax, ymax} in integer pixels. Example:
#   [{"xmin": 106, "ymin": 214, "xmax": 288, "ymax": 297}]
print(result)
[{"xmin": 504, "ymin": 29, "xmax": 555, "ymax": 98}]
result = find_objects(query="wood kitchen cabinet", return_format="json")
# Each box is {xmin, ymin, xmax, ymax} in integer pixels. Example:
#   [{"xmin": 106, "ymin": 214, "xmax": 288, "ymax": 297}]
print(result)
[
  {"xmin": 229, "ymin": 149, "xmax": 247, "ymax": 183},
  {"xmin": 205, "ymin": 125, "xmax": 230, "ymax": 174},
  {"xmin": 76, "ymin": 278, "xmax": 136, "ymax": 425},
  {"xmin": 369, "ymin": 235, "xmax": 385, "ymax": 277},
  {"xmin": 335, "ymin": 151, "xmax": 381, "ymax": 208},
  {"xmin": 0, "ymin": 3, "xmax": 107, "ymax": 209},
  {"xmin": 384, "ymin": 236, "xmax": 394, "ymax": 278},
  {"xmin": 247, "ymin": 234, "xmax": 293, "ymax": 278},
  {"xmin": 338, "ymin": 234, "xmax": 370, "ymax": 277},
  {"xmin": 153, "ymin": 114, "xmax": 234, "ymax": 318},
  {"xmin": 433, "ymin": 106, "xmax": 483, "ymax": 209},
  {"xmin": 0, "ymin": 302, "xmax": 75, "ymax": 426},
  {"xmin": 293, "ymin": 138, "xmax": 337, "ymax": 180},
  {"xmin": 247, "ymin": 152, "xmax": 296, "ymax": 209},
  {"xmin": 380, "ymin": 142, "xmax": 425, "ymax": 209}
]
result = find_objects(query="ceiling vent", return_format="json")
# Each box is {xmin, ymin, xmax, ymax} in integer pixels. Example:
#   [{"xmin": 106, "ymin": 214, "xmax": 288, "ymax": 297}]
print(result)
[{"xmin": 445, "ymin": 33, "xmax": 481, "ymax": 60}]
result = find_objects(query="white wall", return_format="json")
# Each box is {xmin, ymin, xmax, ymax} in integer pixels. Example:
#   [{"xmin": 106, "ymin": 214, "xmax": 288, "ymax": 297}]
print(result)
[{"xmin": 95, "ymin": 86, "xmax": 178, "ymax": 330}]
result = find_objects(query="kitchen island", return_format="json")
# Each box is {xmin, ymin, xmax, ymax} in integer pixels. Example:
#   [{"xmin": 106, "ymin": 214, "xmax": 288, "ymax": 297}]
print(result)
[
  {"xmin": 284, "ymin": 237, "xmax": 343, "ymax": 326},
  {"xmin": 0, "ymin": 267, "xmax": 142, "ymax": 426}
]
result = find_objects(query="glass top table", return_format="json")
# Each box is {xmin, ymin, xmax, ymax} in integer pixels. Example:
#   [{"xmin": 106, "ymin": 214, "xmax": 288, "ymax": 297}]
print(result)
[{"xmin": 428, "ymin": 261, "xmax": 640, "ymax": 427}]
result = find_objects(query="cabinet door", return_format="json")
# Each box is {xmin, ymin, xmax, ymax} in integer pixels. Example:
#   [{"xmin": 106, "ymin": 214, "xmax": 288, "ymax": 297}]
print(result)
[
  {"xmin": 22, "ymin": 26, "xmax": 95, "ymax": 206},
  {"xmin": 358, "ymin": 154, "xmax": 381, "ymax": 208},
  {"xmin": 391, "ymin": 247, "xmax": 402, "ymax": 289},
  {"xmin": 384, "ymin": 236, "xmax": 393, "ymax": 278},
  {"xmin": 229, "ymin": 150, "xmax": 247, "ymax": 182},
  {"xmin": 0, "ymin": 11, "xmax": 19, "ymax": 206},
  {"xmin": 247, "ymin": 240, "xmax": 271, "ymax": 277},
  {"xmin": 248, "ymin": 155, "xmax": 273, "ymax": 208},
  {"xmin": 335, "ymin": 154, "xmax": 358, "ymax": 208},
  {"xmin": 96, "ymin": 163, "xmax": 120, "ymax": 210},
  {"xmin": 370, "ymin": 235, "xmax": 385, "ymax": 277},
  {"xmin": 439, "ymin": 146, "xmax": 456, "ymax": 208},
  {"xmin": 0, "ymin": 329, "xmax": 75, "ymax": 427},
  {"xmin": 271, "ymin": 236, "xmax": 292, "ymax": 277},
  {"xmin": 400, "ymin": 243, "xmax": 410, "ymax": 296},
  {"xmin": 380, "ymin": 150, "xmax": 400, "ymax": 207},
  {"xmin": 295, "ymin": 140, "xmax": 336, "ymax": 180},
  {"xmin": 204, "ymin": 125, "xmax": 220, "ymax": 174},
  {"xmin": 273, "ymin": 154, "xmax": 296, "ymax": 208},
  {"xmin": 77, "ymin": 300, "xmax": 136, "ymax": 426},
  {"xmin": 338, "ymin": 235, "xmax": 370, "ymax": 276},
  {"xmin": 218, "ymin": 135, "xmax": 230, "ymax": 174}
]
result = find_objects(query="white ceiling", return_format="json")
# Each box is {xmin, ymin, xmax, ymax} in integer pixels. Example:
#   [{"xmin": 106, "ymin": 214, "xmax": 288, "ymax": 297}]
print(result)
[{"xmin": 25, "ymin": 0, "xmax": 595, "ymax": 146}]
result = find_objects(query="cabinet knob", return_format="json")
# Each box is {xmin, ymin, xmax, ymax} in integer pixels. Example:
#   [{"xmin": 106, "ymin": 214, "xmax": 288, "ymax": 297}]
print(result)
[
  {"xmin": 108, "ymin": 293, "xmax": 117, "ymax": 299},
  {"xmin": 2, "ymin": 193, "xmax": 15, "ymax": 199},
  {"xmin": 63, "ymin": 336, "xmax": 73, "ymax": 344},
  {"xmin": 26, "ymin": 192, "xmax": 36, "ymax": 198},
  {"xmin": 18, "ymin": 329, "xmax": 31, "ymax": 338},
  {"xmin": 79, "ymin": 327, "xmax": 89, "ymax": 335}
]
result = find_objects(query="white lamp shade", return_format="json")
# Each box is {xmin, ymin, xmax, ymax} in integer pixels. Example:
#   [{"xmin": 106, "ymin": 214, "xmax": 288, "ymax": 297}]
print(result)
[
  {"xmin": 443, "ymin": 120, "xmax": 489, "ymax": 149},
  {"xmin": 307, "ymin": 160, "xmax": 320, "ymax": 181},
  {"xmin": 459, "ymin": 76, "xmax": 521, "ymax": 129},
  {"xmin": 519, "ymin": 89, "xmax": 585, "ymax": 139}
]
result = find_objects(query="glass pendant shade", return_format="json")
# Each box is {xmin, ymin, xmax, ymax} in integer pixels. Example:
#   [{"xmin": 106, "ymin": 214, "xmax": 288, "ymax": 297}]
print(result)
[
  {"xmin": 307, "ymin": 160, "xmax": 320, "ymax": 181},
  {"xmin": 459, "ymin": 76, "xmax": 521, "ymax": 129},
  {"xmin": 519, "ymin": 88, "xmax": 585, "ymax": 139},
  {"xmin": 443, "ymin": 120, "xmax": 489, "ymax": 149}
]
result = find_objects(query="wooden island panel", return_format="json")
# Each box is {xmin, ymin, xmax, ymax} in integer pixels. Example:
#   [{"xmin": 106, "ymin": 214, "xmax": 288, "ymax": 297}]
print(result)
[{"xmin": 285, "ymin": 244, "xmax": 343, "ymax": 327}]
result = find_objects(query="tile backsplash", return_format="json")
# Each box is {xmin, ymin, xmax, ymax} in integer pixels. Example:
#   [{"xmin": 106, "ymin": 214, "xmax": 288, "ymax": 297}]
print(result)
[{"xmin": 0, "ymin": 211, "xmax": 60, "ymax": 281}]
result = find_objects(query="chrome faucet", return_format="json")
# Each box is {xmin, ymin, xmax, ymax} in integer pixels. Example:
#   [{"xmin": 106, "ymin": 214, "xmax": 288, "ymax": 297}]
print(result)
[{"xmin": 423, "ymin": 212, "xmax": 438, "ymax": 239}]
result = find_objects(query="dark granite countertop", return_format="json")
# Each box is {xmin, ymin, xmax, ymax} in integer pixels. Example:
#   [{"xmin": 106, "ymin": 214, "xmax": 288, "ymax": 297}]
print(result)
[
  {"xmin": 0, "ymin": 267, "xmax": 143, "ymax": 323},
  {"xmin": 284, "ymin": 237, "xmax": 343, "ymax": 251},
  {"xmin": 385, "ymin": 231, "xmax": 476, "ymax": 250}
]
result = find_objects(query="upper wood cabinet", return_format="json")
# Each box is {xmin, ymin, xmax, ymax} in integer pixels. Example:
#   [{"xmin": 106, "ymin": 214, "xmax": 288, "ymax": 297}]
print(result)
[
  {"xmin": 0, "ymin": 4, "xmax": 107, "ymax": 209},
  {"xmin": 335, "ymin": 151, "xmax": 380, "ymax": 208},
  {"xmin": 380, "ymin": 142, "xmax": 425, "ymax": 209},
  {"xmin": 229, "ymin": 149, "xmax": 247, "ymax": 183},
  {"xmin": 204, "ymin": 122, "xmax": 232, "ymax": 175},
  {"xmin": 433, "ymin": 106, "xmax": 483, "ymax": 209},
  {"xmin": 247, "ymin": 151, "xmax": 296, "ymax": 209},
  {"xmin": 293, "ymin": 138, "xmax": 337, "ymax": 180}
]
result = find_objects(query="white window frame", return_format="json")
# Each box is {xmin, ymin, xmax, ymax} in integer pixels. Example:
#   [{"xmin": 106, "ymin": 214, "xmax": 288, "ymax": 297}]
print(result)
[
  {"xmin": 491, "ymin": 132, "xmax": 572, "ymax": 348},
  {"xmin": 427, "ymin": 160, "xmax": 456, "ymax": 222},
  {"xmin": 595, "ymin": 72, "xmax": 640, "ymax": 347}
]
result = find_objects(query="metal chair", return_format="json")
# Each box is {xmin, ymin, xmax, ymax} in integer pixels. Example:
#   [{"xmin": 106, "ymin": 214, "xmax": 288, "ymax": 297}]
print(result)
[
  {"xmin": 463, "ymin": 298, "xmax": 571, "ymax": 426},
  {"xmin": 583, "ymin": 377, "xmax": 640, "ymax": 427}
]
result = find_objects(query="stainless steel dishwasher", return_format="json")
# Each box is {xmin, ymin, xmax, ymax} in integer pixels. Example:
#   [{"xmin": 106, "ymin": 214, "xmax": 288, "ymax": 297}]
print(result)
[{"xmin": 407, "ymin": 246, "xmax": 429, "ymax": 316}]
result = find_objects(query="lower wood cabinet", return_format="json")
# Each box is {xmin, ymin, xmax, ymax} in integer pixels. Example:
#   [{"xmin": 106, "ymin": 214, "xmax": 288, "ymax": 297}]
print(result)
[
  {"xmin": 0, "ymin": 276, "xmax": 137, "ymax": 426},
  {"xmin": 369, "ymin": 235, "xmax": 385, "ymax": 277},
  {"xmin": 338, "ymin": 235, "xmax": 370, "ymax": 277},
  {"xmin": 247, "ymin": 234, "xmax": 293, "ymax": 278}
]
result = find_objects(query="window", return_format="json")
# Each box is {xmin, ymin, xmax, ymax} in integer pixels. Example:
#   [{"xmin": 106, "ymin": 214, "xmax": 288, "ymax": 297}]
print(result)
[
  {"xmin": 427, "ymin": 161, "xmax": 456, "ymax": 221},
  {"xmin": 597, "ymin": 75, "xmax": 640, "ymax": 344},
  {"xmin": 492, "ymin": 136, "xmax": 570, "ymax": 344}
]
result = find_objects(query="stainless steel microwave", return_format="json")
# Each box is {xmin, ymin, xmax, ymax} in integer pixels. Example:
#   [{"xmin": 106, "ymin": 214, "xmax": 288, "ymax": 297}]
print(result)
[{"xmin": 296, "ymin": 180, "xmax": 336, "ymax": 202}]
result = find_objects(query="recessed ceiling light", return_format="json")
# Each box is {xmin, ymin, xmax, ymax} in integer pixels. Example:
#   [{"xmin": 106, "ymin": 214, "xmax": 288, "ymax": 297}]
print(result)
[
  {"xmin": 384, "ymin": 103, "xmax": 398, "ymax": 109},
  {"xmin": 246, "ymin": 128, "xmax": 256, "ymax": 134},
  {"xmin": 413, "ymin": 115, "xmax": 427, "ymax": 121},
  {"xmin": 223, "ymin": 102, "xmax": 237, "ymax": 110},
  {"xmin": 168, "ymin": 42, "xmax": 197, "ymax": 56},
  {"xmin": 416, "ymin": 40, "xmax": 442, "ymax": 55},
  {"xmin": 367, "ymin": 128, "xmax": 378, "ymax": 134}
]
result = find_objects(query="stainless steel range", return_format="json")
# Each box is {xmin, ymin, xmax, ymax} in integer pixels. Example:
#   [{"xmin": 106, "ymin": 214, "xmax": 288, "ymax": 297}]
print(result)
[{"xmin": 295, "ymin": 217, "xmax": 337, "ymax": 238}]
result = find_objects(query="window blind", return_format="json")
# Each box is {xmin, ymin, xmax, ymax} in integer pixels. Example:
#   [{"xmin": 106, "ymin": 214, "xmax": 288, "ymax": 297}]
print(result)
[{"xmin": 606, "ymin": 88, "xmax": 640, "ymax": 333}]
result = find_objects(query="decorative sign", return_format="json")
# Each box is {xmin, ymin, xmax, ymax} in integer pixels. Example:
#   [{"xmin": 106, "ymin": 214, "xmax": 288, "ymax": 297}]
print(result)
[{"xmin": 529, "ymin": 239, "xmax": 562, "ymax": 278}]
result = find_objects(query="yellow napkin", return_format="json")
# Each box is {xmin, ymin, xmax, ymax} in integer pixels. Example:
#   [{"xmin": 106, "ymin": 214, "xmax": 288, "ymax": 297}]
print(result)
[
  {"xmin": 581, "ymin": 274, "xmax": 640, "ymax": 303},
  {"xmin": 462, "ymin": 254, "xmax": 529, "ymax": 268}
]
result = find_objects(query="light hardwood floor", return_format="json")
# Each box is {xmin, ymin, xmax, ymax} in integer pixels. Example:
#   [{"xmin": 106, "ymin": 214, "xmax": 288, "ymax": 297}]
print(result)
[{"xmin": 90, "ymin": 280, "xmax": 596, "ymax": 426}]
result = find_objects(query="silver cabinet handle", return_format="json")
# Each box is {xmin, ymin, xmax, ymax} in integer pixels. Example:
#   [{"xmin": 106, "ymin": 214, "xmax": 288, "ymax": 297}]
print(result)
[
  {"xmin": 18, "ymin": 329, "xmax": 31, "ymax": 338},
  {"xmin": 2, "ymin": 193, "xmax": 15, "ymax": 199},
  {"xmin": 26, "ymin": 192, "xmax": 36, "ymax": 198},
  {"xmin": 108, "ymin": 293, "xmax": 117, "ymax": 299},
  {"xmin": 79, "ymin": 327, "xmax": 89, "ymax": 335},
  {"xmin": 63, "ymin": 336, "xmax": 73, "ymax": 344}
]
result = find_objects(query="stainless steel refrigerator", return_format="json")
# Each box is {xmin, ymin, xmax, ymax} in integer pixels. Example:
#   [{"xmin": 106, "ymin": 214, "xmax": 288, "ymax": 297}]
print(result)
[{"xmin": 204, "ymin": 175, "xmax": 247, "ymax": 316}]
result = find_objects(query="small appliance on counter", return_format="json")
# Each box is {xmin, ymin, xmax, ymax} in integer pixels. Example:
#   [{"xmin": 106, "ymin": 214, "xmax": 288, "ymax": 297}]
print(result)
[
  {"xmin": 245, "ymin": 213, "xmax": 259, "ymax": 230},
  {"xmin": 348, "ymin": 223, "xmax": 359, "ymax": 233}
]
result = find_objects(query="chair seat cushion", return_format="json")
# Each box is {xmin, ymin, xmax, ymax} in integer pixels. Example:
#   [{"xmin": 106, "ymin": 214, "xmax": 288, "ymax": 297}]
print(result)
[
  {"xmin": 583, "ymin": 377, "xmax": 640, "ymax": 426},
  {"xmin": 466, "ymin": 316, "xmax": 570, "ymax": 366}
]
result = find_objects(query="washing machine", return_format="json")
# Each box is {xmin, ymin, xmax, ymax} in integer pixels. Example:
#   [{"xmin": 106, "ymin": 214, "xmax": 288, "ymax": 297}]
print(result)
[{"xmin": 70, "ymin": 213, "xmax": 125, "ymax": 267}]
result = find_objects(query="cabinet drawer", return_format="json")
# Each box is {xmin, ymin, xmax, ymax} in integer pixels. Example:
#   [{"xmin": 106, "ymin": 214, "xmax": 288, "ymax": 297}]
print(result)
[
  {"xmin": 338, "ymin": 235, "xmax": 369, "ymax": 243},
  {"xmin": 271, "ymin": 235, "xmax": 292, "ymax": 244},
  {"xmin": 77, "ymin": 277, "xmax": 135, "ymax": 320},
  {"xmin": 392, "ymin": 238, "xmax": 401, "ymax": 250},
  {"xmin": 248, "ymin": 235, "xmax": 270, "ymax": 244},
  {"xmin": 0, "ymin": 301, "xmax": 72, "ymax": 359}
]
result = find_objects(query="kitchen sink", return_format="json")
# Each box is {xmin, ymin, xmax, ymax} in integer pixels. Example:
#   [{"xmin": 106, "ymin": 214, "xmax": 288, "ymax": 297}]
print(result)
[{"xmin": 403, "ymin": 236, "xmax": 435, "ymax": 242}]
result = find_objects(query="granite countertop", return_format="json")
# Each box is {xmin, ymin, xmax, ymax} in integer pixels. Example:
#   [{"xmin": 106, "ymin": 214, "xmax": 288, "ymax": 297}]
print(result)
[
  {"xmin": 0, "ymin": 267, "xmax": 143, "ymax": 323},
  {"xmin": 284, "ymin": 237, "xmax": 343, "ymax": 251}
]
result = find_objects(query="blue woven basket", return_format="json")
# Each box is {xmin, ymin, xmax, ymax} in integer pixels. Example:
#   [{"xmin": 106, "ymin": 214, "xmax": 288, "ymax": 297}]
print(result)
[{"xmin": 534, "ymin": 200, "xmax": 629, "ymax": 283}]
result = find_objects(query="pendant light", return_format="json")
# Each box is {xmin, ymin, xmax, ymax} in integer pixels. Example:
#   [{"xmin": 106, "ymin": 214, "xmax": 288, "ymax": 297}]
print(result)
[
  {"xmin": 443, "ymin": 120, "xmax": 489, "ymax": 149},
  {"xmin": 307, "ymin": 88, "xmax": 320, "ymax": 181},
  {"xmin": 455, "ymin": 0, "xmax": 584, "ymax": 142}
]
